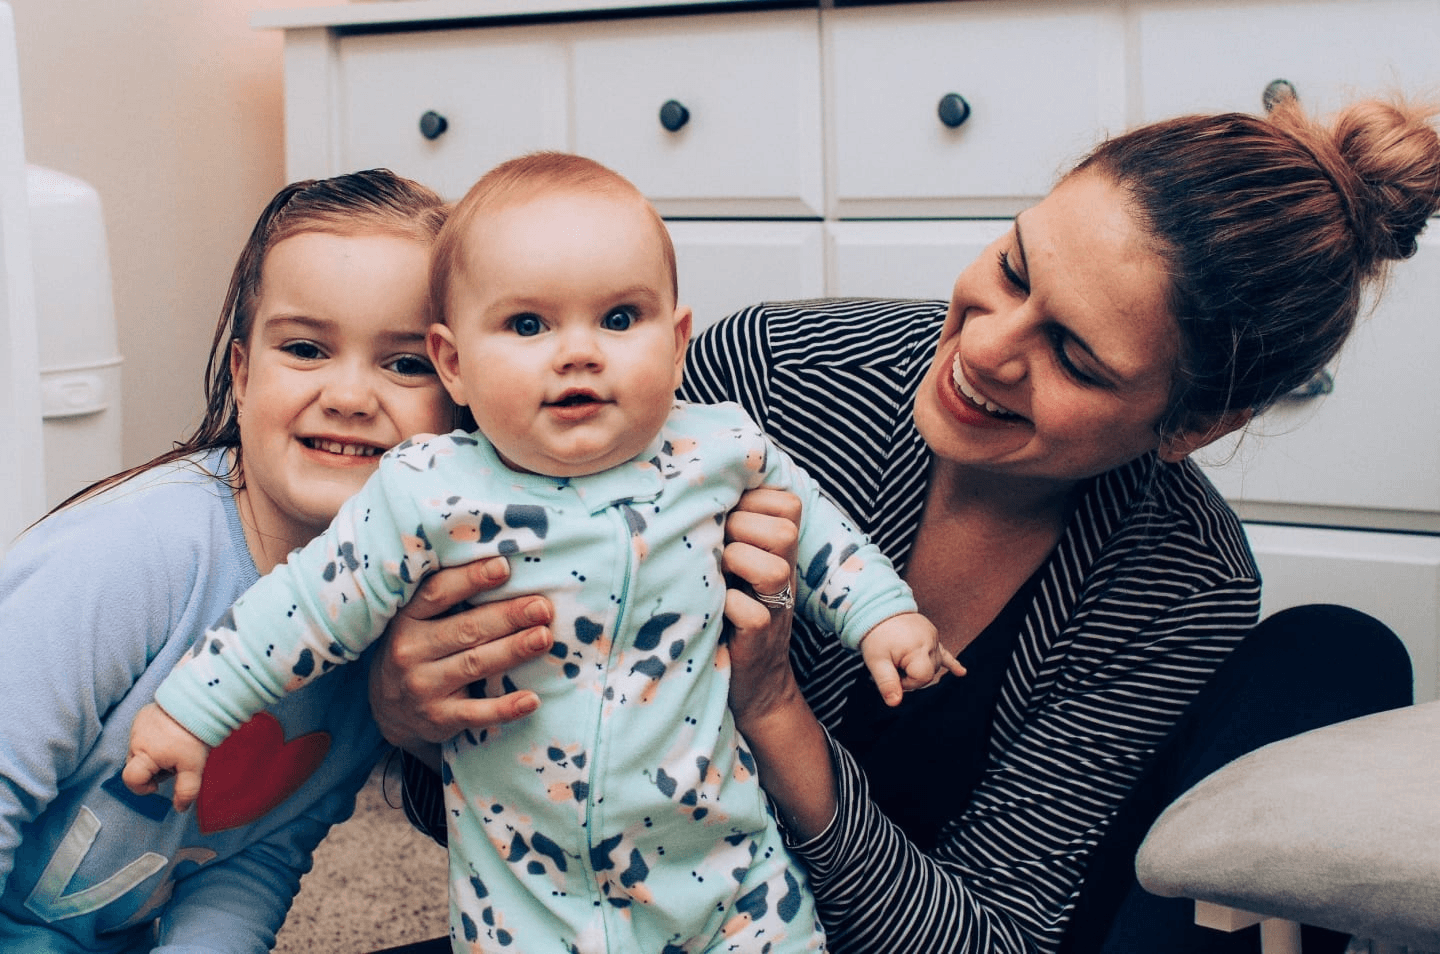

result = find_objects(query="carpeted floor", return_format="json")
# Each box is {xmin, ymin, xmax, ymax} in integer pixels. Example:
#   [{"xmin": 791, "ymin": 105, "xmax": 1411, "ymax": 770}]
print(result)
[{"xmin": 273, "ymin": 759, "xmax": 449, "ymax": 953}]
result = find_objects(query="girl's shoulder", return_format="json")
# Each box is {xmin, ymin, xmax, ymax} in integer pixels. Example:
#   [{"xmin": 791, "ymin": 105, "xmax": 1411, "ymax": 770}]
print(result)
[{"xmin": 14, "ymin": 449, "xmax": 239, "ymax": 562}]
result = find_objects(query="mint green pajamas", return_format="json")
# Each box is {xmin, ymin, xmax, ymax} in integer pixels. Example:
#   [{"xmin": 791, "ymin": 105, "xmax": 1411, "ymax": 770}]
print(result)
[{"xmin": 157, "ymin": 401, "xmax": 917, "ymax": 953}]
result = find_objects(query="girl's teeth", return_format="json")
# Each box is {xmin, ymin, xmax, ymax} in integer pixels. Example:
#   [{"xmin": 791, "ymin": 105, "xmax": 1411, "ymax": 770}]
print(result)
[
  {"xmin": 312, "ymin": 439, "xmax": 379, "ymax": 457},
  {"xmin": 951, "ymin": 355, "xmax": 1017, "ymax": 417}
]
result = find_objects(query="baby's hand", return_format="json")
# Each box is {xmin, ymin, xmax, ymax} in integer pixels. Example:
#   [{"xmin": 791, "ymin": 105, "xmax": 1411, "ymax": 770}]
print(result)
[
  {"xmin": 123, "ymin": 702, "xmax": 211, "ymax": 812},
  {"xmin": 860, "ymin": 613, "xmax": 966, "ymax": 707}
]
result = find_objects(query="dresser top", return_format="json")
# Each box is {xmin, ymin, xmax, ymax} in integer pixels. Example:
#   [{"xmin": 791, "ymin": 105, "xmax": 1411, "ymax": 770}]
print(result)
[{"xmin": 251, "ymin": 0, "xmax": 810, "ymax": 30}]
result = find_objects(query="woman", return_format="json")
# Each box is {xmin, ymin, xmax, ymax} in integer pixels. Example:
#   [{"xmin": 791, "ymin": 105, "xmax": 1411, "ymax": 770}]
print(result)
[{"xmin": 372, "ymin": 96, "xmax": 1440, "ymax": 952}]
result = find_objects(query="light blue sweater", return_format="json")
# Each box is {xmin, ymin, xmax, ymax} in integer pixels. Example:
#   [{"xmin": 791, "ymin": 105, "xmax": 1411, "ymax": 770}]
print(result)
[{"xmin": 0, "ymin": 450, "xmax": 385, "ymax": 953}]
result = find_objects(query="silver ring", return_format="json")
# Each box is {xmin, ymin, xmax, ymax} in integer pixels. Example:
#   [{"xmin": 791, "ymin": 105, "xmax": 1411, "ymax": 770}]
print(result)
[{"xmin": 754, "ymin": 582, "xmax": 794, "ymax": 612}]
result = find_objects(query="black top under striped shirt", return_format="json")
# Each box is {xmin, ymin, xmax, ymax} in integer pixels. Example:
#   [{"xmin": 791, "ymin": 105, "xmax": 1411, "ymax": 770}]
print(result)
[{"xmin": 403, "ymin": 297, "xmax": 1261, "ymax": 954}]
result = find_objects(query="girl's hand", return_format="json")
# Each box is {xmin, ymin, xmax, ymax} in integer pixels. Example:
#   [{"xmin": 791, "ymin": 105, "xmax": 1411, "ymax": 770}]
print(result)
[
  {"xmin": 722, "ymin": 487, "xmax": 805, "ymax": 727},
  {"xmin": 369, "ymin": 556, "xmax": 554, "ymax": 757}
]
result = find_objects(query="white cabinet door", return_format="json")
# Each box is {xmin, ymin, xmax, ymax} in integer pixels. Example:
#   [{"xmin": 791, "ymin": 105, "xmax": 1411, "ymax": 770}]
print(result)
[
  {"xmin": 1136, "ymin": 0, "xmax": 1440, "ymax": 121},
  {"xmin": 573, "ymin": 11, "xmax": 824, "ymax": 218},
  {"xmin": 667, "ymin": 221, "xmax": 824, "ymax": 333},
  {"xmin": 1244, "ymin": 523, "xmax": 1440, "ymax": 704},
  {"xmin": 827, "ymin": 219, "xmax": 1009, "ymax": 302},
  {"xmin": 338, "ymin": 27, "xmax": 569, "ymax": 199},
  {"xmin": 1198, "ymin": 234, "xmax": 1440, "ymax": 520},
  {"xmin": 827, "ymin": 1, "xmax": 1124, "ymax": 218}
]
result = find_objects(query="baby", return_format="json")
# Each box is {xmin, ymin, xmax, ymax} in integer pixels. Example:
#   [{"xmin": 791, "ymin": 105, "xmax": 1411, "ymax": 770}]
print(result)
[{"xmin": 126, "ymin": 153, "xmax": 957, "ymax": 953}]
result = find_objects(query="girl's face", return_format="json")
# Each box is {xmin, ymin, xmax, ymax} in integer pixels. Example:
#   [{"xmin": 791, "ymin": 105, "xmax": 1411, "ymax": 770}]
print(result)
[
  {"xmin": 915, "ymin": 171, "xmax": 1200, "ymax": 488},
  {"xmin": 231, "ymin": 231, "xmax": 452, "ymax": 559}
]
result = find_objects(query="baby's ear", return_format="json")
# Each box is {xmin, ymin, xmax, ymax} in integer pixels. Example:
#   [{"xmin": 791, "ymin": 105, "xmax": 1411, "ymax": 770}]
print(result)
[
  {"xmin": 671, "ymin": 306, "xmax": 693, "ymax": 385},
  {"xmin": 427, "ymin": 323, "xmax": 468, "ymax": 407}
]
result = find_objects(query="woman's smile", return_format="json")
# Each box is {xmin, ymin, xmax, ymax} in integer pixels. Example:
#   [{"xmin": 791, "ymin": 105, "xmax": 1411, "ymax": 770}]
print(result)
[{"xmin": 951, "ymin": 354, "xmax": 1022, "ymax": 420}]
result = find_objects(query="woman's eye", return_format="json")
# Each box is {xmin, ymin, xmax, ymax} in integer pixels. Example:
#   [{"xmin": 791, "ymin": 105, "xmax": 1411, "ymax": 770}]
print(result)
[
  {"xmin": 601, "ymin": 306, "xmax": 636, "ymax": 331},
  {"xmin": 510, "ymin": 314, "xmax": 544, "ymax": 337},
  {"xmin": 386, "ymin": 354, "xmax": 435, "ymax": 377},
  {"xmin": 282, "ymin": 340, "xmax": 325, "ymax": 360},
  {"xmin": 1046, "ymin": 328, "xmax": 1101, "ymax": 387},
  {"xmin": 996, "ymin": 249, "xmax": 1029, "ymax": 293}
]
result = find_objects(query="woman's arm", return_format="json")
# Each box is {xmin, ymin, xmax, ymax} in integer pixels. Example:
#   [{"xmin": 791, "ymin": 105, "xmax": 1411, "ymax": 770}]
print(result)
[
  {"xmin": 721, "ymin": 489, "xmax": 839, "ymax": 839},
  {"xmin": 369, "ymin": 555, "xmax": 554, "ymax": 763}
]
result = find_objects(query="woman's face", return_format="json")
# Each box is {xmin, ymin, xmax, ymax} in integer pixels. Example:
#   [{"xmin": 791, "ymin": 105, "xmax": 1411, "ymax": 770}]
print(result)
[
  {"xmin": 232, "ymin": 231, "xmax": 453, "ymax": 555},
  {"xmin": 915, "ymin": 171, "xmax": 1188, "ymax": 487}
]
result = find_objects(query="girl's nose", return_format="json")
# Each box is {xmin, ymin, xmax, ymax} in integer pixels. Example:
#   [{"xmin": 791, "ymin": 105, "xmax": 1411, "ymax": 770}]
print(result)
[{"xmin": 322, "ymin": 364, "xmax": 379, "ymax": 417}]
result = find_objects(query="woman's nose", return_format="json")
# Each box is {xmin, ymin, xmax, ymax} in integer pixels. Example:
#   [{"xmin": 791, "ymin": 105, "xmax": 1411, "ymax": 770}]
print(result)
[{"xmin": 964, "ymin": 309, "xmax": 1029, "ymax": 386}]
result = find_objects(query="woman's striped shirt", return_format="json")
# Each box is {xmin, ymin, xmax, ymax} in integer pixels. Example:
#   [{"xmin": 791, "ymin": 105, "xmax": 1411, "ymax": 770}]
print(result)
[{"xmin": 679, "ymin": 298, "xmax": 1261, "ymax": 954}]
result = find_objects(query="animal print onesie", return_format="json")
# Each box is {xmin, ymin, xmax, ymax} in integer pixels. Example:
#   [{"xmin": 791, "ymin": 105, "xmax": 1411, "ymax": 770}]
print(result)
[{"xmin": 155, "ymin": 400, "xmax": 918, "ymax": 954}]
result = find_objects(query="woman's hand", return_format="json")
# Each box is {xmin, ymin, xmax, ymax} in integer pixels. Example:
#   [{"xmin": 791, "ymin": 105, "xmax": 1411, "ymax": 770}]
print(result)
[
  {"xmin": 722, "ymin": 488, "xmax": 805, "ymax": 724},
  {"xmin": 722, "ymin": 488, "xmax": 838, "ymax": 839},
  {"xmin": 369, "ymin": 556, "xmax": 554, "ymax": 760}
]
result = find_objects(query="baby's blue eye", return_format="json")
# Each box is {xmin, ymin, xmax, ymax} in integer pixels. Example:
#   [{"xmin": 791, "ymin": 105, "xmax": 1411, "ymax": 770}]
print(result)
[
  {"xmin": 511, "ymin": 314, "xmax": 543, "ymax": 337},
  {"xmin": 602, "ymin": 307, "xmax": 636, "ymax": 331}
]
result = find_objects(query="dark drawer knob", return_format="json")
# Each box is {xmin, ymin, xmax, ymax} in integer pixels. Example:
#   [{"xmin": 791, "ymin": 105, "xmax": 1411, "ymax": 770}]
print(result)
[
  {"xmin": 937, "ymin": 92, "xmax": 972, "ymax": 129},
  {"xmin": 419, "ymin": 110, "xmax": 449, "ymax": 140},
  {"xmin": 659, "ymin": 99, "xmax": 690, "ymax": 133},
  {"xmin": 1263, "ymin": 79, "xmax": 1298, "ymax": 112}
]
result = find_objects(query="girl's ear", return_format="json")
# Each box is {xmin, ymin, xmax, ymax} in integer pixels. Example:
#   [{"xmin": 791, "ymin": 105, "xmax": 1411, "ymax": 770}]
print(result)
[
  {"xmin": 1158, "ymin": 408, "xmax": 1252, "ymax": 463},
  {"xmin": 427, "ymin": 323, "xmax": 469, "ymax": 407},
  {"xmin": 670, "ymin": 305, "xmax": 693, "ymax": 389},
  {"xmin": 230, "ymin": 339, "xmax": 250, "ymax": 411}
]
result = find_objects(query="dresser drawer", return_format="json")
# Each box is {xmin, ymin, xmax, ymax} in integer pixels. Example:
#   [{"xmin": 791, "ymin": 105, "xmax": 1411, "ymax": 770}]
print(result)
[
  {"xmin": 827, "ymin": 220, "xmax": 1008, "ymax": 301},
  {"xmin": 573, "ymin": 11, "xmax": 823, "ymax": 218},
  {"xmin": 667, "ymin": 220, "xmax": 824, "ymax": 331},
  {"xmin": 1199, "ymin": 233, "xmax": 1440, "ymax": 520},
  {"xmin": 826, "ymin": 1, "xmax": 1124, "ymax": 218},
  {"xmin": 1136, "ymin": 0, "xmax": 1440, "ymax": 121},
  {"xmin": 337, "ymin": 26, "xmax": 568, "ymax": 200}
]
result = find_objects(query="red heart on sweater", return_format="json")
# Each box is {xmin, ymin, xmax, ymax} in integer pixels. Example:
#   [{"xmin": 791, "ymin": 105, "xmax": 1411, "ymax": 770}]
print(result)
[{"xmin": 196, "ymin": 711, "xmax": 330, "ymax": 834}]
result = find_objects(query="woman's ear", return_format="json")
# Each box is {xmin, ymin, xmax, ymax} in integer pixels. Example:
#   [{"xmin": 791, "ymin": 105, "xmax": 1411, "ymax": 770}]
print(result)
[
  {"xmin": 426, "ymin": 322, "xmax": 469, "ymax": 407},
  {"xmin": 1158, "ymin": 408, "xmax": 1253, "ymax": 463}
]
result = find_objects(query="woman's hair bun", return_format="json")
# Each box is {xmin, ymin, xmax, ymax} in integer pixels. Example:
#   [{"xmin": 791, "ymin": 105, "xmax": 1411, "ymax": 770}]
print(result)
[{"xmin": 1276, "ymin": 98, "xmax": 1440, "ymax": 274}]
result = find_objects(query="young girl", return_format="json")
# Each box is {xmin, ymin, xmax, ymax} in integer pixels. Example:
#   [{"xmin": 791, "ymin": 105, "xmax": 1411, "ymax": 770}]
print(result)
[
  {"xmin": 0, "ymin": 169, "xmax": 457, "ymax": 953},
  {"xmin": 125, "ymin": 153, "xmax": 960, "ymax": 954}
]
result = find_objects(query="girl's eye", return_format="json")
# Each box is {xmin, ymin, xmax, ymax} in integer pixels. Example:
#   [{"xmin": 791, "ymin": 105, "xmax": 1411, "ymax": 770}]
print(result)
[
  {"xmin": 996, "ymin": 248, "xmax": 1029, "ymax": 293},
  {"xmin": 386, "ymin": 353, "xmax": 435, "ymax": 377},
  {"xmin": 509, "ymin": 314, "xmax": 544, "ymax": 337},
  {"xmin": 601, "ymin": 306, "xmax": 636, "ymax": 332},
  {"xmin": 282, "ymin": 340, "xmax": 325, "ymax": 360}
]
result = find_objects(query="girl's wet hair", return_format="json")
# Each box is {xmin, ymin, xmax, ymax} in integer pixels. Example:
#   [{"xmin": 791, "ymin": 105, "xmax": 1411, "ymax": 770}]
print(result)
[
  {"xmin": 47, "ymin": 169, "xmax": 448, "ymax": 515},
  {"xmin": 1073, "ymin": 97, "xmax": 1440, "ymax": 440}
]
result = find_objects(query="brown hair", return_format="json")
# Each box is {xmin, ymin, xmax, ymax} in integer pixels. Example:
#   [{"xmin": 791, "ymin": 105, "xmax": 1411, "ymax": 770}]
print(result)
[
  {"xmin": 47, "ymin": 168, "xmax": 448, "ymax": 516},
  {"xmin": 1073, "ymin": 97, "xmax": 1440, "ymax": 439},
  {"xmin": 430, "ymin": 151, "xmax": 677, "ymax": 325}
]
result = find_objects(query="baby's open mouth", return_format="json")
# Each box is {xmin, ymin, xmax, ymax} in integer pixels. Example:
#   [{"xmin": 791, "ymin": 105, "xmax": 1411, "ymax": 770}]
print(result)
[{"xmin": 551, "ymin": 392, "xmax": 600, "ymax": 407}]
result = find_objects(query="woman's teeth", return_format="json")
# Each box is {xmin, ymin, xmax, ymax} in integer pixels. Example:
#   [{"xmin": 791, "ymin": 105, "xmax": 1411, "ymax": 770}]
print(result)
[
  {"xmin": 951, "ymin": 355, "xmax": 1018, "ymax": 418},
  {"xmin": 308, "ymin": 439, "xmax": 380, "ymax": 457}
]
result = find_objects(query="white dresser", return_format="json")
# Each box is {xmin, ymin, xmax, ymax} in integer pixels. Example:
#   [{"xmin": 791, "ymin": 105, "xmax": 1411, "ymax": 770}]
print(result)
[{"xmin": 255, "ymin": 0, "xmax": 1440, "ymax": 701}]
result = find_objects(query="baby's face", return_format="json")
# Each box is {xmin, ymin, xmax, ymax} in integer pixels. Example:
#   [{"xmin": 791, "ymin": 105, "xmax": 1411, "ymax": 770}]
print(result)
[{"xmin": 431, "ymin": 190, "xmax": 691, "ymax": 477}]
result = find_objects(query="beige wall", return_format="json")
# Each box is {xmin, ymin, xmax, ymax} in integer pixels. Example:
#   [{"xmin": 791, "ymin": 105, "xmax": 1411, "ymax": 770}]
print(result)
[{"xmin": 10, "ymin": 0, "xmax": 342, "ymax": 467}]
